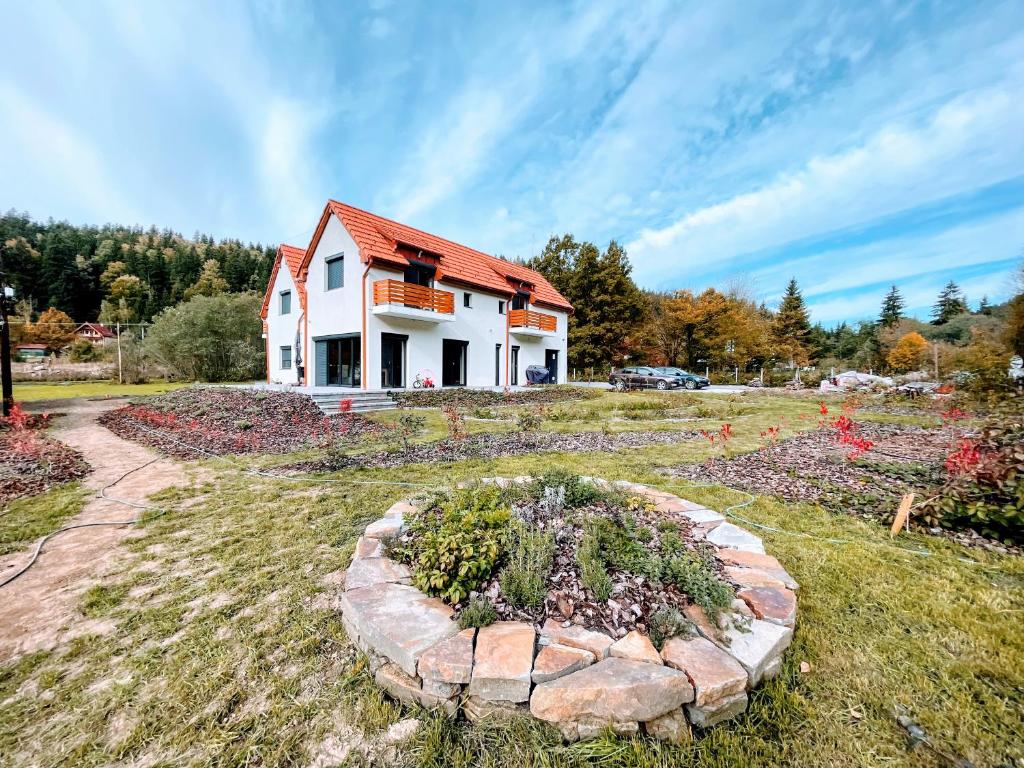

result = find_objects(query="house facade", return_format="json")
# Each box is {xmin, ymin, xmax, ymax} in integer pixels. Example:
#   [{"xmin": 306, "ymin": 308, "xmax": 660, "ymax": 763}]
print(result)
[
  {"xmin": 261, "ymin": 200, "xmax": 572, "ymax": 390},
  {"xmin": 74, "ymin": 322, "xmax": 116, "ymax": 343}
]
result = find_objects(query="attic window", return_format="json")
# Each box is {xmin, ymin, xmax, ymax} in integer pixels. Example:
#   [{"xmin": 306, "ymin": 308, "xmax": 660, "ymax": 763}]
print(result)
[
  {"xmin": 279, "ymin": 290, "xmax": 291, "ymax": 315},
  {"xmin": 463, "ymin": 292, "xmax": 472, "ymax": 308},
  {"xmin": 326, "ymin": 255, "xmax": 344, "ymax": 290}
]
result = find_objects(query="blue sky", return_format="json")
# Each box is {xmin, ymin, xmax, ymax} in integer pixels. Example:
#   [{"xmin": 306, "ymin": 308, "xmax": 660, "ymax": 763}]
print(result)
[{"xmin": 2, "ymin": 1, "xmax": 1022, "ymax": 325}]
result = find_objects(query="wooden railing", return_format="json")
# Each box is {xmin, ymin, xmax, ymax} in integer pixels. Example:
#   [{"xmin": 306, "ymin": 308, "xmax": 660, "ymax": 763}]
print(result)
[
  {"xmin": 373, "ymin": 280, "xmax": 455, "ymax": 314},
  {"xmin": 509, "ymin": 308, "xmax": 557, "ymax": 332}
]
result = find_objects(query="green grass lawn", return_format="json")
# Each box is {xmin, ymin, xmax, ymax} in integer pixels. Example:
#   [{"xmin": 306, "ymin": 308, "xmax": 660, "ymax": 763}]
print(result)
[
  {"xmin": 0, "ymin": 392, "xmax": 1019, "ymax": 767},
  {"xmin": 12, "ymin": 380, "xmax": 188, "ymax": 402},
  {"xmin": 0, "ymin": 483, "xmax": 90, "ymax": 555}
]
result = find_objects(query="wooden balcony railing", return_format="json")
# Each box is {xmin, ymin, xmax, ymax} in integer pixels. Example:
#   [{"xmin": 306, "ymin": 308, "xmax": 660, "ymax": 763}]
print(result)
[
  {"xmin": 509, "ymin": 308, "xmax": 557, "ymax": 332},
  {"xmin": 373, "ymin": 279, "xmax": 455, "ymax": 314}
]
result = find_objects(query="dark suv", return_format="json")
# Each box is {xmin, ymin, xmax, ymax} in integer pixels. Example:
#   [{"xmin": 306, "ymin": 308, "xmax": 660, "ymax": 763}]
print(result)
[
  {"xmin": 609, "ymin": 366, "xmax": 680, "ymax": 391},
  {"xmin": 655, "ymin": 366, "xmax": 710, "ymax": 390}
]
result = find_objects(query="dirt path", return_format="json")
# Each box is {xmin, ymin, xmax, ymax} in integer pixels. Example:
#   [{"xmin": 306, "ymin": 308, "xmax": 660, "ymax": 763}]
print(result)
[{"xmin": 0, "ymin": 398, "xmax": 192, "ymax": 664}]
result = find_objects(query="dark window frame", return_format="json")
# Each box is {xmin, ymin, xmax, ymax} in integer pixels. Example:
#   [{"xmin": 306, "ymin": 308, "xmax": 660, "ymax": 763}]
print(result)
[
  {"xmin": 498, "ymin": 300, "xmax": 505, "ymax": 315},
  {"xmin": 280, "ymin": 345, "xmax": 292, "ymax": 369},
  {"xmin": 464, "ymin": 292, "xmax": 473, "ymax": 308},
  {"xmin": 326, "ymin": 254, "xmax": 344, "ymax": 290},
  {"xmin": 279, "ymin": 290, "xmax": 291, "ymax": 315}
]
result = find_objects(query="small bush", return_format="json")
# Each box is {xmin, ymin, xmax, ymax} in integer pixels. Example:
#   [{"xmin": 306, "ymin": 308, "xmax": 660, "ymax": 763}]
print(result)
[
  {"xmin": 498, "ymin": 519, "xmax": 556, "ymax": 609},
  {"xmin": 394, "ymin": 485, "xmax": 511, "ymax": 604},
  {"xmin": 648, "ymin": 606, "xmax": 694, "ymax": 650},
  {"xmin": 585, "ymin": 515, "xmax": 661, "ymax": 582},
  {"xmin": 67, "ymin": 339, "xmax": 103, "ymax": 363},
  {"xmin": 662, "ymin": 545, "xmax": 734, "ymax": 625},
  {"xmin": 531, "ymin": 469, "xmax": 607, "ymax": 508},
  {"xmin": 514, "ymin": 406, "xmax": 544, "ymax": 432},
  {"xmin": 578, "ymin": 530, "xmax": 612, "ymax": 601},
  {"xmin": 458, "ymin": 596, "xmax": 498, "ymax": 629},
  {"xmin": 396, "ymin": 412, "xmax": 426, "ymax": 451}
]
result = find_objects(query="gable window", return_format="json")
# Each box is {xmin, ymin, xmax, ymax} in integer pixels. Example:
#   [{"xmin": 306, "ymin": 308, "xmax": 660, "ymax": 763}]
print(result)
[
  {"xmin": 279, "ymin": 290, "xmax": 291, "ymax": 315},
  {"xmin": 280, "ymin": 346, "xmax": 292, "ymax": 369},
  {"xmin": 463, "ymin": 292, "xmax": 472, "ymax": 308},
  {"xmin": 326, "ymin": 254, "xmax": 344, "ymax": 290},
  {"xmin": 511, "ymin": 292, "xmax": 529, "ymax": 310},
  {"xmin": 498, "ymin": 300, "xmax": 505, "ymax": 314}
]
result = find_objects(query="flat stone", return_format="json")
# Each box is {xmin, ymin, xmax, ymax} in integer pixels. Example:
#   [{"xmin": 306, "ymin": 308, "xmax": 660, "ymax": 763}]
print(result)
[
  {"xmin": 340, "ymin": 583, "xmax": 458, "ymax": 676},
  {"xmin": 714, "ymin": 549, "xmax": 799, "ymax": 589},
  {"xmin": 530, "ymin": 657, "xmax": 694, "ymax": 725},
  {"xmin": 723, "ymin": 566, "xmax": 786, "ymax": 590},
  {"xmin": 762, "ymin": 656, "xmax": 783, "ymax": 681},
  {"xmin": 385, "ymin": 500, "xmax": 417, "ymax": 517},
  {"xmin": 374, "ymin": 663, "xmax": 457, "ymax": 715},
  {"xmin": 539, "ymin": 619, "xmax": 613, "ymax": 660},
  {"xmin": 418, "ymin": 628, "xmax": 475, "ymax": 684},
  {"xmin": 469, "ymin": 622, "xmax": 536, "ymax": 703},
  {"xmin": 464, "ymin": 695, "xmax": 527, "ymax": 723},
  {"xmin": 532, "ymin": 643, "xmax": 595, "ymax": 684},
  {"xmin": 717, "ymin": 619, "xmax": 793, "ymax": 687},
  {"xmin": 421, "ymin": 678, "xmax": 460, "ymax": 698},
  {"xmin": 364, "ymin": 514, "xmax": 404, "ymax": 539},
  {"xmin": 680, "ymin": 507, "xmax": 726, "ymax": 525},
  {"xmin": 683, "ymin": 605, "xmax": 719, "ymax": 641},
  {"xmin": 353, "ymin": 536, "xmax": 384, "ymax": 560},
  {"xmin": 644, "ymin": 708, "xmax": 692, "ymax": 744},
  {"xmin": 705, "ymin": 523, "xmax": 765, "ymax": 554},
  {"xmin": 738, "ymin": 587, "xmax": 797, "ymax": 628},
  {"xmin": 609, "ymin": 631, "xmax": 662, "ymax": 665},
  {"xmin": 660, "ymin": 636, "xmax": 748, "ymax": 706},
  {"xmin": 344, "ymin": 557, "xmax": 411, "ymax": 591},
  {"xmin": 686, "ymin": 690, "xmax": 748, "ymax": 727}
]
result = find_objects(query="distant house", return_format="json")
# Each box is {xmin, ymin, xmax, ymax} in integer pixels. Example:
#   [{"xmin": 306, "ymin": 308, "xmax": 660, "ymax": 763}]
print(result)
[
  {"xmin": 75, "ymin": 322, "xmax": 116, "ymax": 342},
  {"xmin": 15, "ymin": 343, "xmax": 48, "ymax": 360},
  {"xmin": 261, "ymin": 200, "xmax": 572, "ymax": 389}
]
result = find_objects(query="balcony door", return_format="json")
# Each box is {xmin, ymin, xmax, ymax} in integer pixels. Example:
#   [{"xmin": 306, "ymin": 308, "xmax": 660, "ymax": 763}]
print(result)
[
  {"xmin": 442, "ymin": 339, "xmax": 468, "ymax": 387},
  {"xmin": 381, "ymin": 333, "xmax": 406, "ymax": 389}
]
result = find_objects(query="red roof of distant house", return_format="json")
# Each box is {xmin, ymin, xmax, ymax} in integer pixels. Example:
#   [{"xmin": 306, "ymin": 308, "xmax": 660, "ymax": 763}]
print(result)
[
  {"xmin": 260, "ymin": 244, "xmax": 307, "ymax": 319},
  {"xmin": 16, "ymin": 343, "xmax": 48, "ymax": 350},
  {"xmin": 75, "ymin": 322, "xmax": 116, "ymax": 338},
  {"xmin": 298, "ymin": 200, "xmax": 573, "ymax": 312}
]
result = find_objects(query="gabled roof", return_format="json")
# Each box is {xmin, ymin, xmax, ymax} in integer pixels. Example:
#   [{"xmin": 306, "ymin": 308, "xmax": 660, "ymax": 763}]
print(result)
[
  {"xmin": 299, "ymin": 200, "xmax": 572, "ymax": 312},
  {"xmin": 260, "ymin": 244, "xmax": 307, "ymax": 319},
  {"xmin": 75, "ymin": 322, "xmax": 115, "ymax": 338}
]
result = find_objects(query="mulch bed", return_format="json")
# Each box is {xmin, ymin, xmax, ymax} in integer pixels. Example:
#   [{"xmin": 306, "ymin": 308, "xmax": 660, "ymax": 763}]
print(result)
[
  {"xmin": 391, "ymin": 386, "xmax": 597, "ymax": 409},
  {"xmin": 288, "ymin": 429, "xmax": 700, "ymax": 472},
  {"xmin": 98, "ymin": 387, "xmax": 391, "ymax": 458},
  {"xmin": 1, "ymin": 414, "xmax": 90, "ymax": 506}
]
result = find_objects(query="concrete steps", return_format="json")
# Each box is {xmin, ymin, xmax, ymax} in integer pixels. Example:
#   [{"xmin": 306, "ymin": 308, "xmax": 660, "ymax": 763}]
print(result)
[{"xmin": 309, "ymin": 390, "xmax": 397, "ymax": 415}]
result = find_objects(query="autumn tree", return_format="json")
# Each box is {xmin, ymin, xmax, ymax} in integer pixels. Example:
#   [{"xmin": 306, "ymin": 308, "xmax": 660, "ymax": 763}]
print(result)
[
  {"xmin": 184, "ymin": 259, "xmax": 229, "ymax": 299},
  {"xmin": 931, "ymin": 280, "xmax": 968, "ymax": 324},
  {"xmin": 1004, "ymin": 259, "xmax": 1024, "ymax": 357},
  {"xmin": 879, "ymin": 285, "xmax": 905, "ymax": 327},
  {"xmin": 29, "ymin": 307, "xmax": 76, "ymax": 353},
  {"xmin": 772, "ymin": 278, "xmax": 811, "ymax": 367},
  {"xmin": 886, "ymin": 331, "xmax": 929, "ymax": 372}
]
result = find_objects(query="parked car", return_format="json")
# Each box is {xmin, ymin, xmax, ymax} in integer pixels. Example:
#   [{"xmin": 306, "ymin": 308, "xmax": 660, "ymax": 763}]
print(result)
[
  {"xmin": 608, "ymin": 366, "xmax": 681, "ymax": 391},
  {"xmin": 654, "ymin": 366, "xmax": 710, "ymax": 390}
]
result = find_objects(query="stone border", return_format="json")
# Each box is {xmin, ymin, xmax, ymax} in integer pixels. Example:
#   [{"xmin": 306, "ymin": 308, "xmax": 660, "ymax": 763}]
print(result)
[{"xmin": 338, "ymin": 477, "xmax": 798, "ymax": 743}]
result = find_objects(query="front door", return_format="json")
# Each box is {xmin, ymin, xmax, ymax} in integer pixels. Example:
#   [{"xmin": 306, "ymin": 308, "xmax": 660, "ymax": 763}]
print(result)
[
  {"xmin": 442, "ymin": 339, "xmax": 468, "ymax": 386},
  {"xmin": 381, "ymin": 333, "xmax": 406, "ymax": 388},
  {"xmin": 544, "ymin": 349, "xmax": 559, "ymax": 384},
  {"xmin": 316, "ymin": 335, "xmax": 360, "ymax": 387}
]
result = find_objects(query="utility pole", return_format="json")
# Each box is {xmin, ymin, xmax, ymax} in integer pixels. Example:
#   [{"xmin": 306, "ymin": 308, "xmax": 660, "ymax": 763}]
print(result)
[
  {"xmin": 116, "ymin": 321, "xmax": 123, "ymax": 384},
  {"xmin": 0, "ymin": 263, "xmax": 14, "ymax": 417}
]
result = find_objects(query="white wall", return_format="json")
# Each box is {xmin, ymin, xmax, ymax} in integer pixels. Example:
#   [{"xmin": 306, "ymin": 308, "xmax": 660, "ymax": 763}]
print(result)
[
  {"xmin": 265, "ymin": 264, "xmax": 303, "ymax": 384},
  {"xmin": 300, "ymin": 212, "xmax": 570, "ymax": 389}
]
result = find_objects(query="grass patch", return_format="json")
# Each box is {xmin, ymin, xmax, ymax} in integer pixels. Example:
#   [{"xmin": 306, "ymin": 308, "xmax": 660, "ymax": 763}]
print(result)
[
  {"xmin": 0, "ymin": 482, "xmax": 90, "ymax": 555},
  {"xmin": 12, "ymin": 381, "xmax": 187, "ymax": 402}
]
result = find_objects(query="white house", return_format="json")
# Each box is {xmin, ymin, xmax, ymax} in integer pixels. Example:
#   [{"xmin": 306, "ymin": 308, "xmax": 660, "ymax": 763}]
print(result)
[{"xmin": 261, "ymin": 200, "xmax": 572, "ymax": 390}]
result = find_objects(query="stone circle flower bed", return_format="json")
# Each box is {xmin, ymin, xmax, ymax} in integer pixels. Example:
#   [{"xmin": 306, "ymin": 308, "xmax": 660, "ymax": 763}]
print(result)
[
  {"xmin": 99, "ymin": 387, "xmax": 390, "ymax": 457},
  {"xmin": 339, "ymin": 474, "xmax": 798, "ymax": 742}
]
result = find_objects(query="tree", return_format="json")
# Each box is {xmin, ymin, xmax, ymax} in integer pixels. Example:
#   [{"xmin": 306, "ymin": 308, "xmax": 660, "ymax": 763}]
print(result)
[
  {"xmin": 879, "ymin": 285, "xmax": 905, "ymax": 327},
  {"xmin": 978, "ymin": 295, "xmax": 993, "ymax": 316},
  {"xmin": 663, "ymin": 288, "xmax": 728, "ymax": 369},
  {"xmin": 886, "ymin": 332, "xmax": 929, "ymax": 373},
  {"xmin": 29, "ymin": 307, "xmax": 76, "ymax": 353},
  {"xmin": 772, "ymin": 278, "xmax": 811, "ymax": 367},
  {"xmin": 1006, "ymin": 260, "xmax": 1024, "ymax": 357},
  {"xmin": 144, "ymin": 292, "xmax": 264, "ymax": 381},
  {"xmin": 932, "ymin": 280, "xmax": 969, "ymax": 324},
  {"xmin": 184, "ymin": 259, "xmax": 229, "ymax": 299}
]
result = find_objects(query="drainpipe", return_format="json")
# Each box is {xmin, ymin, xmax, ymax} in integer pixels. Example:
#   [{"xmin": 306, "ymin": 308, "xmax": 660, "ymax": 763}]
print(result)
[
  {"xmin": 505, "ymin": 298, "xmax": 510, "ymax": 387},
  {"xmin": 361, "ymin": 264, "xmax": 371, "ymax": 390}
]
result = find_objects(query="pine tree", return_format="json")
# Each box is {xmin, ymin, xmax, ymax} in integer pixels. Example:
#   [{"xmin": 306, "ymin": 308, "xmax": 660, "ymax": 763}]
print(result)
[
  {"xmin": 772, "ymin": 278, "xmax": 811, "ymax": 366},
  {"xmin": 878, "ymin": 285, "xmax": 905, "ymax": 327},
  {"xmin": 978, "ymin": 295, "xmax": 992, "ymax": 316},
  {"xmin": 931, "ymin": 280, "xmax": 969, "ymax": 324}
]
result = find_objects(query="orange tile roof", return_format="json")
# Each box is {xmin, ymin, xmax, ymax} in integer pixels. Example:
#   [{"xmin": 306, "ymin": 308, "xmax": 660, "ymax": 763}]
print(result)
[
  {"xmin": 260, "ymin": 243, "xmax": 307, "ymax": 319},
  {"xmin": 299, "ymin": 200, "xmax": 572, "ymax": 312}
]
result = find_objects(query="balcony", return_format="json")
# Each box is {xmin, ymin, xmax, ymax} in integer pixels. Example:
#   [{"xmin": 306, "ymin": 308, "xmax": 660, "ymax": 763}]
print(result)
[
  {"xmin": 509, "ymin": 308, "xmax": 557, "ymax": 337},
  {"xmin": 372, "ymin": 279, "xmax": 455, "ymax": 323}
]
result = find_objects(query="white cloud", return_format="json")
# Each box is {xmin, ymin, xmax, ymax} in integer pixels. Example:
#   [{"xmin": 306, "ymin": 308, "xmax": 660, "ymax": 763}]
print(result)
[{"xmin": 626, "ymin": 82, "xmax": 1024, "ymax": 285}]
